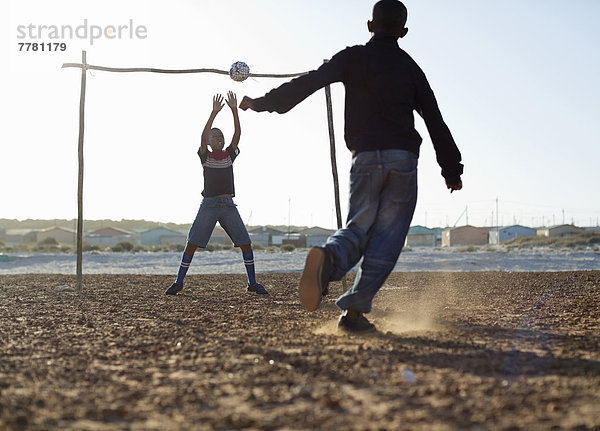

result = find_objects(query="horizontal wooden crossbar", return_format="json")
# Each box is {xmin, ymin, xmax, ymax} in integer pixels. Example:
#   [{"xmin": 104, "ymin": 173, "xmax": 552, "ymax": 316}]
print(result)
[{"xmin": 61, "ymin": 62, "xmax": 306, "ymax": 78}]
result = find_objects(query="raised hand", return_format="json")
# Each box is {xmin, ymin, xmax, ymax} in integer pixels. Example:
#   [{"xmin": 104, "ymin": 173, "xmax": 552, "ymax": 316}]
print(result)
[
  {"xmin": 212, "ymin": 94, "xmax": 224, "ymax": 114},
  {"xmin": 225, "ymin": 91, "xmax": 238, "ymax": 111}
]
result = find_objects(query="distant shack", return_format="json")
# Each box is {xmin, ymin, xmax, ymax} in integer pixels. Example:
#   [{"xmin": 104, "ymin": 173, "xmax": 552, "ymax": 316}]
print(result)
[{"xmin": 442, "ymin": 225, "xmax": 488, "ymax": 247}]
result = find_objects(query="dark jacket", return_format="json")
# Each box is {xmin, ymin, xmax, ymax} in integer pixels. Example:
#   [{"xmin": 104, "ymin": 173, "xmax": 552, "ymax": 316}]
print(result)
[{"xmin": 252, "ymin": 34, "xmax": 463, "ymax": 181}]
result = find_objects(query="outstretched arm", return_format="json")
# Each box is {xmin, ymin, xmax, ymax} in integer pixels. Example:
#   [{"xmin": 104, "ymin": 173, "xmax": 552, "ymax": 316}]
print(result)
[
  {"xmin": 200, "ymin": 94, "xmax": 224, "ymax": 154},
  {"xmin": 239, "ymin": 49, "xmax": 350, "ymax": 113},
  {"xmin": 225, "ymin": 91, "xmax": 240, "ymax": 151}
]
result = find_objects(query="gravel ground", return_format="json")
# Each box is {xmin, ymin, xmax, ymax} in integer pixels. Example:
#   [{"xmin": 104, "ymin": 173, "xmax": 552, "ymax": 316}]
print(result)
[{"xmin": 1, "ymin": 271, "xmax": 599, "ymax": 430}]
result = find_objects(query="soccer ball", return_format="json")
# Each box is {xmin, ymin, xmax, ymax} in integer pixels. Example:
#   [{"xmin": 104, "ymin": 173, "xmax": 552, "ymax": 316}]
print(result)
[{"xmin": 229, "ymin": 61, "xmax": 250, "ymax": 82}]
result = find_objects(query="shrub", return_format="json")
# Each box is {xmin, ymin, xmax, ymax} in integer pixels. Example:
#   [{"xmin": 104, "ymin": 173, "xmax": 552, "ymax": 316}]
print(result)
[
  {"xmin": 586, "ymin": 233, "xmax": 600, "ymax": 245},
  {"xmin": 112, "ymin": 241, "xmax": 134, "ymax": 252},
  {"xmin": 252, "ymin": 243, "xmax": 265, "ymax": 251},
  {"xmin": 204, "ymin": 243, "xmax": 235, "ymax": 252},
  {"xmin": 83, "ymin": 243, "xmax": 101, "ymax": 252},
  {"xmin": 453, "ymin": 245, "xmax": 478, "ymax": 253},
  {"xmin": 39, "ymin": 237, "xmax": 58, "ymax": 246},
  {"xmin": 33, "ymin": 243, "xmax": 61, "ymax": 252},
  {"xmin": 111, "ymin": 244, "xmax": 124, "ymax": 252},
  {"xmin": 280, "ymin": 244, "xmax": 295, "ymax": 252}
]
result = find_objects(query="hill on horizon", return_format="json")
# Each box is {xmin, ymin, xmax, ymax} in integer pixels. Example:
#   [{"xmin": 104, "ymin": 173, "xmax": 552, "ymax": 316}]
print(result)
[{"xmin": 0, "ymin": 219, "xmax": 312, "ymax": 233}]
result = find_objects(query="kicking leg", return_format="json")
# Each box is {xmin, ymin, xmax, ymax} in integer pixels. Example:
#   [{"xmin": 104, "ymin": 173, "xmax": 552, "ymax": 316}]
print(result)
[
  {"xmin": 299, "ymin": 152, "xmax": 382, "ymax": 311},
  {"xmin": 336, "ymin": 153, "xmax": 417, "ymax": 315}
]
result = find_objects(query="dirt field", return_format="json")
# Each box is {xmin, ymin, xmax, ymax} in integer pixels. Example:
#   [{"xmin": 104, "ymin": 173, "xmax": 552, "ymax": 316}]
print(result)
[{"xmin": 1, "ymin": 271, "xmax": 599, "ymax": 430}]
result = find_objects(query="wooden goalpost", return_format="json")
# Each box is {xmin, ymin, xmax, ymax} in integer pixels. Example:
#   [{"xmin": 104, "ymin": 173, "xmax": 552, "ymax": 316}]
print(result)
[{"xmin": 62, "ymin": 50, "xmax": 344, "ymax": 292}]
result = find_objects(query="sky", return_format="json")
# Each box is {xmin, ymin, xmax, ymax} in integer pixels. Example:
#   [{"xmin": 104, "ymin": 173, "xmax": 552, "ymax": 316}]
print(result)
[{"xmin": 1, "ymin": 0, "xmax": 599, "ymax": 229}]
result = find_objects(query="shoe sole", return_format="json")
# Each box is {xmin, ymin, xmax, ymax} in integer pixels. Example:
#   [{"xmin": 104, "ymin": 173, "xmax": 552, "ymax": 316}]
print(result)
[
  {"xmin": 299, "ymin": 248, "xmax": 324, "ymax": 311},
  {"xmin": 247, "ymin": 284, "xmax": 268, "ymax": 295},
  {"xmin": 338, "ymin": 324, "xmax": 377, "ymax": 334},
  {"xmin": 247, "ymin": 288, "xmax": 269, "ymax": 295}
]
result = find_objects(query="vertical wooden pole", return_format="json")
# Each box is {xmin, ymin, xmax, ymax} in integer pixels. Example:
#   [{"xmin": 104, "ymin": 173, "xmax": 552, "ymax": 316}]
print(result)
[
  {"xmin": 323, "ymin": 62, "xmax": 342, "ymax": 230},
  {"xmin": 76, "ymin": 50, "xmax": 87, "ymax": 292},
  {"xmin": 323, "ymin": 60, "xmax": 346, "ymax": 289}
]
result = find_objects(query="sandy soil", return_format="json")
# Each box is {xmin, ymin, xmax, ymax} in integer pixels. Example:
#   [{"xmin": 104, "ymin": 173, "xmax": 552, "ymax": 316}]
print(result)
[{"xmin": 1, "ymin": 271, "xmax": 599, "ymax": 430}]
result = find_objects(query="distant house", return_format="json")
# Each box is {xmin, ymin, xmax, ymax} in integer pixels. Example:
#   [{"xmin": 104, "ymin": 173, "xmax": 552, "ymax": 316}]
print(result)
[
  {"xmin": 84, "ymin": 227, "xmax": 139, "ymax": 246},
  {"xmin": 300, "ymin": 227, "xmax": 336, "ymax": 248},
  {"xmin": 271, "ymin": 234, "xmax": 284, "ymax": 246},
  {"xmin": 281, "ymin": 234, "xmax": 306, "ymax": 248},
  {"xmin": 405, "ymin": 225, "xmax": 435, "ymax": 247},
  {"xmin": 37, "ymin": 226, "xmax": 77, "ymax": 246},
  {"xmin": 536, "ymin": 224, "xmax": 585, "ymax": 238},
  {"xmin": 209, "ymin": 226, "xmax": 233, "ymax": 246},
  {"xmin": 442, "ymin": 225, "xmax": 488, "ymax": 247},
  {"xmin": 271, "ymin": 231, "xmax": 294, "ymax": 246},
  {"xmin": 431, "ymin": 227, "xmax": 444, "ymax": 246},
  {"xmin": 140, "ymin": 227, "xmax": 186, "ymax": 246},
  {"xmin": 4, "ymin": 229, "xmax": 38, "ymax": 245},
  {"xmin": 248, "ymin": 226, "xmax": 284, "ymax": 247},
  {"xmin": 489, "ymin": 225, "xmax": 536, "ymax": 245},
  {"xmin": 584, "ymin": 226, "xmax": 600, "ymax": 232}
]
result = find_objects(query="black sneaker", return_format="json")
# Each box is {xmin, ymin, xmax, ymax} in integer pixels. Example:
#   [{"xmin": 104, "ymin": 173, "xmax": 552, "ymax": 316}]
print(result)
[
  {"xmin": 247, "ymin": 282, "xmax": 269, "ymax": 295},
  {"xmin": 298, "ymin": 247, "xmax": 333, "ymax": 311},
  {"xmin": 338, "ymin": 309, "xmax": 376, "ymax": 333},
  {"xmin": 165, "ymin": 282, "xmax": 183, "ymax": 295}
]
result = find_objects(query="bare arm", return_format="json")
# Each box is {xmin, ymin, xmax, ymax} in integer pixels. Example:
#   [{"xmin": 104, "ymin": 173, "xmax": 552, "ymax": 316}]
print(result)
[
  {"xmin": 226, "ymin": 91, "xmax": 240, "ymax": 151},
  {"xmin": 200, "ymin": 94, "xmax": 224, "ymax": 154}
]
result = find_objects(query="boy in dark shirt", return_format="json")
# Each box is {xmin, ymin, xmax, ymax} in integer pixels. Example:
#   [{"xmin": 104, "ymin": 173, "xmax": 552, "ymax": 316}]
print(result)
[
  {"xmin": 165, "ymin": 91, "xmax": 268, "ymax": 296},
  {"xmin": 240, "ymin": 0, "xmax": 462, "ymax": 332}
]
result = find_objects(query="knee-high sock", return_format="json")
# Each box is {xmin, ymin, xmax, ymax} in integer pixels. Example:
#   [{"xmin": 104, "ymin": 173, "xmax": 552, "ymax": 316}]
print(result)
[
  {"xmin": 175, "ymin": 253, "xmax": 194, "ymax": 284},
  {"xmin": 242, "ymin": 249, "xmax": 256, "ymax": 285}
]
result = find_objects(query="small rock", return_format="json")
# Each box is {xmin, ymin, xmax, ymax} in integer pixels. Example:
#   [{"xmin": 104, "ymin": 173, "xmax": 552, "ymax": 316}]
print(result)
[{"xmin": 402, "ymin": 369, "xmax": 416, "ymax": 384}]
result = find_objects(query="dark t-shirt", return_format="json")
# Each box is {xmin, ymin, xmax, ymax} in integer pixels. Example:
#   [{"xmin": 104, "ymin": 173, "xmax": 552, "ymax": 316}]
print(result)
[{"xmin": 198, "ymin": 145, "xmax": 239, "ymax": 197}]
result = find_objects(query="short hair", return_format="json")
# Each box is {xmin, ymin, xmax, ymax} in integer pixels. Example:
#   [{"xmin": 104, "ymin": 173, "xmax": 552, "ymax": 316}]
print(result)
[
  {"xmin": 210, "ymin": 128, "xmax": 223, "ymax": 137},
  {"xmin": 372, "ymin": 0, "xmax": 408, "ymax": 33}
]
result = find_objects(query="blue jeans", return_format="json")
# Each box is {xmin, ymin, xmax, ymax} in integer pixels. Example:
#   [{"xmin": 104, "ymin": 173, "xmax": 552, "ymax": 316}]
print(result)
[
  {"xmin": 325, "ymin": 149, "xmax": 418, "ymax": 313},
  {"xmin": 188, "ymin": 197, "xmax": 251, "ymax": 247}
]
